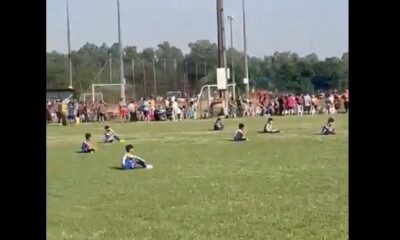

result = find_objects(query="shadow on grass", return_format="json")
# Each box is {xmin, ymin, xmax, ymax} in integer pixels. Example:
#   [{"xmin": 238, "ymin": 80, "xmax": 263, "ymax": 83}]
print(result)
[
  {"xmin": 109, "ymin": 167, "xmax": 123, "ymax": 170},
  {"xmin": 124, "ymin": 137, "xmax": 138, "ymax": 140},
  {"xmin": 108, "ymin": 167, "xmax": 146, "ymax": 171}
]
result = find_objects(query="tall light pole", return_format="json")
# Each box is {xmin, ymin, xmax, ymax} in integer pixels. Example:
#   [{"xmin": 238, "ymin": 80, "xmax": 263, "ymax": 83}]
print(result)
[
  {"xmin": 195, "ymin": 62, "xmax": 198, "ymax": 85},
  {"xmin": 117, "ymin": 0, "xmax": 125, "ymax": 101},
  {"xmin": 131, "ymin": 58, "xmax": 135, "ymax": 97},
  {"xmin": 153, "ymin": 55, "xmax": 157, "ymax": 97},
  {"xmin": 162, "ymin": 59, "xmax": 167, "ymax": 81},
  {"xmin": 66, "ymin": 0, "xmax": 73, "ymax": 89},
  {"xmin": 227, "ymin": 15, "xmax": 236, "ymax": 100},
  {"xmin": 173, "ymin": 59, "xmax": 177, "ymax": 91},
  {"xmin": 216, "ymin": 0, "xmax": 228, "ymax": 115},
  {"xmin": 184, "ymin": 61, "xmax": 188, "ymax": 95},
  {"xmin": 142, "ymin": 60, "xmax": 146, "ymax": 98},
  {"xmin": 242, "ymin": 0, "xmax": 249, "ymax": 100},
  {"xmin": 109, "ymin": 53, "xmax": 112, "ymax": 83}
]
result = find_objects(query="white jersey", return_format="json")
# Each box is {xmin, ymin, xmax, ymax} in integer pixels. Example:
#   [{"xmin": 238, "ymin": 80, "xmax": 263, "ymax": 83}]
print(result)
[
  {"xmin": 265, "ymin": 123, "xmax": 273, "ymax": 132},
  {"xmin": 104, "ymin": 130, "xmax": 115, "ymax": 141},
  {"xmin": 233, "ymin": 129, "xmax": 245, "ymax": 139},
  {"xmin": 304, "ymin": 95, "xmax": 311, "ymax": 106}
]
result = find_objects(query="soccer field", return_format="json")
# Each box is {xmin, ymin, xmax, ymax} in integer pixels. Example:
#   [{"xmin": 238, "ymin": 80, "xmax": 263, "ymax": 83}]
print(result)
[{"xmin": 47, "ymin": 115, "xmax": 348, "ymax": 240}]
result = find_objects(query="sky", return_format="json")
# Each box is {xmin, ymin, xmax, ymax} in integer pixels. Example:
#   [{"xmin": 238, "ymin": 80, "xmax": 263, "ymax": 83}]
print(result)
[{"xmin": 47, "ymin": 0, "xmax": 348, "ymax": 59}]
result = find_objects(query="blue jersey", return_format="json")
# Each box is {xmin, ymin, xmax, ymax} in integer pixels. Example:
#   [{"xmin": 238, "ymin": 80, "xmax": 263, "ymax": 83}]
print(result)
[
  {"xmin": 121, "ymin": 153, "xmax": 135, "ymax": 169},
  {"xmin": 68, "ymin": 103, "xmax": 75, "ymax": 116},
  {"xmin": 81, "ymin": 140, "xmax": 90, "ymax": 152}
]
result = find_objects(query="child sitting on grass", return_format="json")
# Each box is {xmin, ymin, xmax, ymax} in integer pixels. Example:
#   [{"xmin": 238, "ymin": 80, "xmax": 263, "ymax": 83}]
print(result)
[
  {"xmin": 233, "ymin": 123, "xmax": 248, "ymax": 141},
  {"xmin": 81, "ymin": 133, "xmax": 95, "ymax": 153},
  {"xmin": 213, "ymin": 117, "xmax": 224, "ymax": 131},
  {"xmin": 263, "ymin": 117, "xmax": 280, "ymax": 133},
  {"xmin": 104, "ymin": 125, "xmax": 124, "ymax": 143},
  {"xmin": 121, "ymin": 144, "xmax": 153, "ymax": 170},
  {"xmin": 322, "ymin": 117, "xmax": 335, "ymax": 135}
]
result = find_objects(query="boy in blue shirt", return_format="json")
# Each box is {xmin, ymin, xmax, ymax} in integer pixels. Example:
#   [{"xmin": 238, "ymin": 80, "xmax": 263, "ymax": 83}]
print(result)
[
  {"xmin": 81, "ymin": 133, "xmax": 95, "ymax": 153},
  {"xmin": 121, "ymin": 144, "xmax": 153, "ymax": 170}
]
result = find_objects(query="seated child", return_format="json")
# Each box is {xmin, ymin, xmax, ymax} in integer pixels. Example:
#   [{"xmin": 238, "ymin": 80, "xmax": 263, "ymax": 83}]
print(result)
[
  {"xmin": 213, "ymin": 117, "xmax": 224, "ymax": 131},
  {"xmin": 233, "ymin": 123, "xmax": 248, "ymax": 141},
  {"xmin": 121, "ymin": 144, "xmax": 153, "ymax": 170},
  {"xmin": 322, "ymin": 117, "xmax": 335, "ymax": 135},
  {"xmin": 263, "ymin": 118, "xmax": 280, "ymax": 133},
  {"xmin": 104, "ymin": 125, "xmax": 122, "ymax": 143},
  {"xmin": 81, "ymin": 133, "xmax": 95, "ymax": 153}
]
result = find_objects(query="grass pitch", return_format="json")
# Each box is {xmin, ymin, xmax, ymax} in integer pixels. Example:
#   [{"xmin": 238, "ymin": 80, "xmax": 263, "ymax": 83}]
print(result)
[{"xmin": 47, "ymin": 115, "xmax": 348, "ymax": 240}]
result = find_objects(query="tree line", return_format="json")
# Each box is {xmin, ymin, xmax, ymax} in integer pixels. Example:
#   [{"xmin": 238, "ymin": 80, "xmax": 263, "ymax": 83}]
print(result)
[{"xmin": 47, "ymin": 40, "xmax": 348, "ymax": 98}]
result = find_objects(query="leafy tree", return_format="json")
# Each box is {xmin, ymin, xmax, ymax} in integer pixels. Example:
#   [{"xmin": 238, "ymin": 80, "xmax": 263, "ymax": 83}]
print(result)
[{"xmin": 47, "ymin": 41, "xmax": 348, "ymax": 97}]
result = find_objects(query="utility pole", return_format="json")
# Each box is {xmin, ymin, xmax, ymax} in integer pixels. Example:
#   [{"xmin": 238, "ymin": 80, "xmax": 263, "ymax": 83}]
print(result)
[
  {"xmin": 216, "ymin": 0, "xmax": 228, "ymax": 115},
  {"xmin": 153, "ymin": 57, "xmax": 157, "ymax": 97},
  {"xmin": 184, "ymin": 61, "xmax": 188, "ymax": 95},
  {"xmin": 132, "ymin": 59, "xmax": 135, "ymax": 97},
  {"xmin": 117, "ymin": 0, "xmax": 125, "ymax": 101},
  {"xmin": 109, "ymin": 53, "xmax": 112, "ymax": 83},
  {"xmin": 142, "ymin": 60, "xmax": 146, "ymax": 98},
  {"xmin": 242, "ymin": 0, "xmax": 249, "ymax": 100},
  {"xmin": 66, "ymin": 0, "xmax": 73, "ymax": 89},
  {"xmin": 227, "ymin": 15, "xmax": 236, "ymax": 100},
  {"xmin": 195, "ymin": 62, "xmax": 198, "ymax": 85}
]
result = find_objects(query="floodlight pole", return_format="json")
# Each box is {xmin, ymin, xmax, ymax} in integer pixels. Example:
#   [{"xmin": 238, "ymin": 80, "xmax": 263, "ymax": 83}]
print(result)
[
  {"xmin": 242, "ymin": 0, "xmax": 249, "ymax": 100},
  {"xmin": 109, "ymin": 53, "xmax": 112, "ymax": 83},
  {"xmin": 153, "ymin": 56, "xmax": 157, "ymax": 97},
  {"xmin": 66, "ymin": 0, "xmax": 73, "ymax": 89},
  {"xmin": 227, "ymin": 15, "xmax": 236, "ymax": 100},
  {"xmin": 117, "ymin": 0, "xmax": 125, "ymax": 101},
  {"xmin": 142, "ymin": 60, "xmax": 146, "ymax": 98},
  {"xmin": 216, "ymin": 0, "xmax": 228, "ymax": 115}
]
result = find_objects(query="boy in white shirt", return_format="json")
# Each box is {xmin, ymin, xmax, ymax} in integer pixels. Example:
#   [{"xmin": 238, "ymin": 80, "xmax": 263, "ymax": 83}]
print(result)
[
  {"xmin": 104, "ymin": 125, "xmax": 124, "ymax": 143},
  {"xmin": 263, "ymin": 118, "xmax": 280, "ymax": 133},
  {"xmin": 322, "ymin": 117, "xmax": 335, "ymax": 135}
]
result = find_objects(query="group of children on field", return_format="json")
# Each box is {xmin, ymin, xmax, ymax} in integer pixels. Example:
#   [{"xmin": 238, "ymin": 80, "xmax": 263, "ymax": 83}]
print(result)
[
  {"xmin": 80, "ymin": 125, "xmax": 153, "ymax": 170},
  {"xmin": 213, "ymin": 116, "xmax": 336, "ymax": 141},
  {"xmin": 79, "ymin": 117, "xmax": 336, "ymax": 170}
]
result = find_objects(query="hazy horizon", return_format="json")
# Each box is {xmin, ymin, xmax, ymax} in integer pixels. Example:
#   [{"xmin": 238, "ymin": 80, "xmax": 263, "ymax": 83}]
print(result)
[{"xmin": 47, "ymin": 0, "xmax": 348, "ymax": 59}]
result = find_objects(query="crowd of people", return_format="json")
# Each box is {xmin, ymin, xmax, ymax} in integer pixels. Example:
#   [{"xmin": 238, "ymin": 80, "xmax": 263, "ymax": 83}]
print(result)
[
  {"xmin": 227, "ymin": 89, "xmax": 349, "ymax": 118},
  {"xmin": 46, "ymin": 89, "xmax": 348, "ymax": 125}
]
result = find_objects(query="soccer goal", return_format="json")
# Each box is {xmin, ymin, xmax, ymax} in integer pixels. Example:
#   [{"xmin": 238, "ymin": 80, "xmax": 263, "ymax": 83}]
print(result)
[
  {"xmin": 79, "ymin": 92, "xmax": 104, "ymax": 103},
  {"xmin": 91, "ymin": 84, "xmax": 136, "ymax": 104},
  {"xmin": 196, "ymin": 83, "xmax": 236, "ymax": 118}
]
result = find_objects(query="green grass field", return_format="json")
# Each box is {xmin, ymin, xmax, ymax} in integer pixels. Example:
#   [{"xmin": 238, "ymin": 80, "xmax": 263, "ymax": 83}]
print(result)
[{"xmin": 47, "ymin": 115, "xmax": 348, "ymax": 240}]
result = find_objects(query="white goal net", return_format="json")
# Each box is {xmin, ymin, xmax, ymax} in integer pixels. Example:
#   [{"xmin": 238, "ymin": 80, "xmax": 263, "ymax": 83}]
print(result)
[
  {"xmin": 80, "ymin": 84, "xmax": 136, "ymax": 105},
  {"xmin": 79, "ymin": 92, "xmax": 104, "ymax": 103},
  {"xmin": 196, "ymin": 84, "xmax": 236, "ymax": 118}
]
